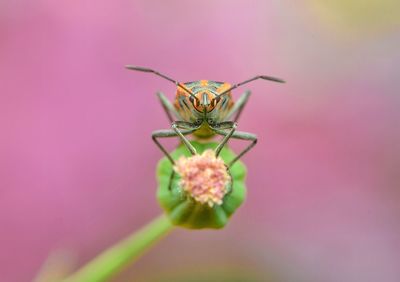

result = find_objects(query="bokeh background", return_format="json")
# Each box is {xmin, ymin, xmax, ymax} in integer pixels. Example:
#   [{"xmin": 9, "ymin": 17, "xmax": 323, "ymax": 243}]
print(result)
[{"xmin": 1, "ymin": 1, "xmax": 400, "ymax": 281}]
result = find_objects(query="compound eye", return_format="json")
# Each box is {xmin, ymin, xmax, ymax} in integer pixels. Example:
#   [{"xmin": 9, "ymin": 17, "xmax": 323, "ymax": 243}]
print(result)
[{"xmin": 189, "ymin": 96, "xmax": 195, "ymax": 104}]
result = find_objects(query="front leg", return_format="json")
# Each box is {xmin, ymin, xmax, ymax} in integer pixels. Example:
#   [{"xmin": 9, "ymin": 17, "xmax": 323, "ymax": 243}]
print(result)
[
  {"xmin": 172, "ymin": 121, "xmax": 200, "ymax": 155},
  {"xmin": 213, "ymin": 128, "xmax": 257, "ymax": 167},
  {"xmin": 152, "ymin": 121, "xmax": 200, "ymax": 164},
  {"xmin": 212, "ymin": 121, "xmax": 237, "ymax": 157},
  {"xmin": 152, "ymin": 127, "xmax": 196, "ymax": 164}
]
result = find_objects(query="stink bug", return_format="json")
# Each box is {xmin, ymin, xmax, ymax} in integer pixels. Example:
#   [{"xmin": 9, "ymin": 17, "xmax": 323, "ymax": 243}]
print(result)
[{"xmin": 126, "ymin": 65, "xmax": 285, "ymax": 167}]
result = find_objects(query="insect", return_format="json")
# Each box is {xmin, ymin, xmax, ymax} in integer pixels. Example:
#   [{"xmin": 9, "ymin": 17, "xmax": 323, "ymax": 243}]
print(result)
[{"xmin": 126, "ymin": 65, "xmax": 285, "ymax": 167}]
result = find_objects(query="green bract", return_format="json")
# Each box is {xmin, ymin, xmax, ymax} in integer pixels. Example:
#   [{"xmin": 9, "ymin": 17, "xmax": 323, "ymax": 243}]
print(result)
[{"xmin": 156, "ymin": 141, "xmax": 246, "ymax": 229}]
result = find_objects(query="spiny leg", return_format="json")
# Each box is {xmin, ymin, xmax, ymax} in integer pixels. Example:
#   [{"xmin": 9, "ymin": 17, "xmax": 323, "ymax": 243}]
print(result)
[
  {"xmin": 226, "ymin": 90, "xmax": 251, "ymax": 122},
  {"xmin": 152, "ymin": 126, "xmax": 196, "ymax": 164},
  {"xmin": 212, "ymin": 121, "xmax": 237, "ymax": 157},
  {"xmin": 213, "ymin": 129, "xmax": 257, "ymax": 167},
  {"xmin": 156, "ymin": 91, "xmax": 181, "ymax": 123}
]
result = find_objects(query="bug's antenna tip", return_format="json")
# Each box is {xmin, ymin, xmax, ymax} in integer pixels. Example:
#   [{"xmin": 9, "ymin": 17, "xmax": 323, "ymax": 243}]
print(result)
[
  {"xmin": 125, "ymin": 65, "xmax": 153, "ymax": 72},
  {"xmin": 260, "ymin": 75, "xmax": 286, "ymax": 83}
]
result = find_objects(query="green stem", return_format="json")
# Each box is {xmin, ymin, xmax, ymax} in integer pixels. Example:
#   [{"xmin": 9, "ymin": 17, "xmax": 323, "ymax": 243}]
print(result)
[{"xmin": 62, "ymin": 214, "xmax": 174, "ymax": 282}]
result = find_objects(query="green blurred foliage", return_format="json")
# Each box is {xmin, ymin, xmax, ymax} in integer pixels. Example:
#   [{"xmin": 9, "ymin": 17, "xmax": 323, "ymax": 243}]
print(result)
[{"xmin": 308, "ymin": 0, "xmax": 400, "ymax": 36}]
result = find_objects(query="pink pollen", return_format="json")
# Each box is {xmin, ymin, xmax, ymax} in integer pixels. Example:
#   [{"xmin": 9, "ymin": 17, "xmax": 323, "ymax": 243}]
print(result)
[{"xmin": 173, "ymin": 150, "xmax": 231, "ymax": 207}]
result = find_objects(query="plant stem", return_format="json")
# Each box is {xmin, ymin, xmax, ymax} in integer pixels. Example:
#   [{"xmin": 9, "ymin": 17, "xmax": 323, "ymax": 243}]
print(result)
[{"xmin": 62, "ymin": 214, "xmax": 174, "ymax": 282}]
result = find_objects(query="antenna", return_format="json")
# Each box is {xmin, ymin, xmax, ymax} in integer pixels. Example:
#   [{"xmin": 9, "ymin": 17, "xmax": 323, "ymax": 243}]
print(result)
[
  {"xmin": 125, "ymin": 65, "xmax": 199, "ymax": 101},
  {"xmin": 215, "ymin": 75, "xmax": 285, "ymax": 98}
]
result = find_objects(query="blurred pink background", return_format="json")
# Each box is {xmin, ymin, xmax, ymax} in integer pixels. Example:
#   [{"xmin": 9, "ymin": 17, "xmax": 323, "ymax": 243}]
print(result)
[{"xmin": 1, "ymin": 1, "xmax": 400, "ymax": 281}]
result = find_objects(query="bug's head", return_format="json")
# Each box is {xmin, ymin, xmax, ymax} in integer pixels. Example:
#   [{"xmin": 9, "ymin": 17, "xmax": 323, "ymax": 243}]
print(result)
[
  {"xmin": 181, "ymin": 81, "xmax": 233, "ymax": 114},
  {"xmin": 190, "ymin": 89, "xmax": 229, "ymax": 114}
]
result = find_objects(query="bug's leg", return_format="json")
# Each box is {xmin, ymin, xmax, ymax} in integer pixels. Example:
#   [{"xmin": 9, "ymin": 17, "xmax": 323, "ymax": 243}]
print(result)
[
  {"xmin": 168, "ymin": 170, "xmax": 175, "ymax": 191},
  {"xmin": 152, "ymin": 127, "xmax": 196, "ymax": 164},
  {"xmin": 226, "ymin": 90, "xmax": 251, "ymax": 122},
  {"xmin": 156, "ymin": 91, "xmax": 181, "ymax": 122},
  {"xmin": 213, "ymin": 129, "xmax": 257, "ymax": 167},
  {"xmin": 212, "ymin": 121, "xmax": 237, "ymax": 157},
  {"xmin": 172, "ymin": 121, "xmax": 199, "ymax": 155}
]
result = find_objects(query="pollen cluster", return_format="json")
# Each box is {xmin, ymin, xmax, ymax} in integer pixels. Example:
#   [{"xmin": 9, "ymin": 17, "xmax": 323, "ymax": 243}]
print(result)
[{"xmin": 173, "ymin": 150, "xmax": 231, "ymax": 207}]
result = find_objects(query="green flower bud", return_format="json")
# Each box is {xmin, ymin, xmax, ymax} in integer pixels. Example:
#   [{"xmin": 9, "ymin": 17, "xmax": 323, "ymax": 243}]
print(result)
[{"xmin": 156, "ymin": 141, "xmax": 246, "ymax": 229}]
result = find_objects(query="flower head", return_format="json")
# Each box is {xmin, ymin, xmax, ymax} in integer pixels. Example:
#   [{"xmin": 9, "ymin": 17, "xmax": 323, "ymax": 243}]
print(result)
[
  {"xmin": 157, "ymin": 141, "xmax": 246, "ymax": 229},
  {"xmin": 173, "ymin": 149, "xmax": 231, "ymax": 207}
]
